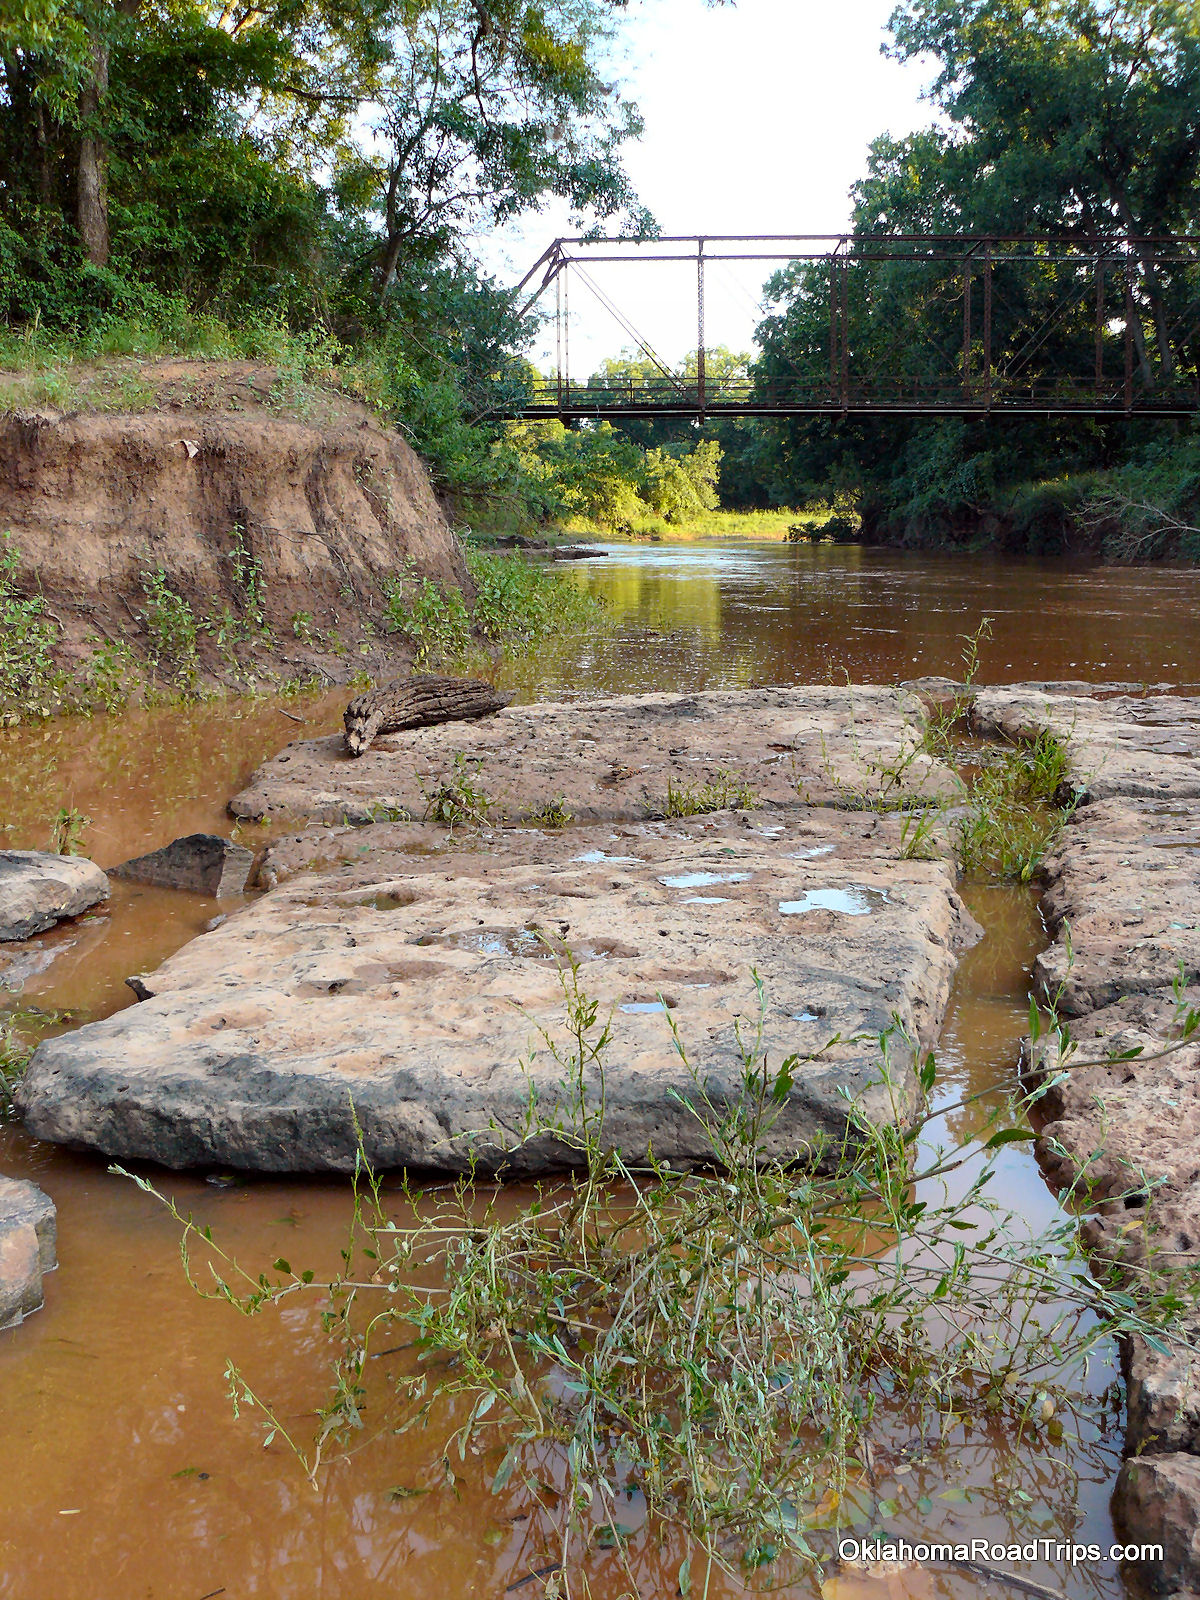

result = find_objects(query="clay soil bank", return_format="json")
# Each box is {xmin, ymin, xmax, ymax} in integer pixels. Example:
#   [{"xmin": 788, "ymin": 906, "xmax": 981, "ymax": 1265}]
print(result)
[{"xmin": 0, "ymin": 361, "xmax": 468, "ymax": 701}]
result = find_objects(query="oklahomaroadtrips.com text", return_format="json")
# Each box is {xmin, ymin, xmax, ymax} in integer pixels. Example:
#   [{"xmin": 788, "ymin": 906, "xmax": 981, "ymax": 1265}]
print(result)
[{"xmin": 838, "ymin": 1540, "xmax": 1164, "ymax": 1564}]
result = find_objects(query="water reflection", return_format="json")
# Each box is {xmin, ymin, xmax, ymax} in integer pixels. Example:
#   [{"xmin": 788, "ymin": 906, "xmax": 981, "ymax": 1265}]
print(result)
[
  {"xmin": 0, "ymin": 540, "xmax": 1171, "ymax": 1600},
  {"xmin": 500, "ymin": 541, "xmax": 1200, "ymax": 700}
]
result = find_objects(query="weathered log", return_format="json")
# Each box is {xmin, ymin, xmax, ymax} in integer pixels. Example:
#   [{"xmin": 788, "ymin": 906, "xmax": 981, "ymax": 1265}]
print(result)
[{"xmin": 343, "ymin": 674, "xmax": 513, "ymax": 756}]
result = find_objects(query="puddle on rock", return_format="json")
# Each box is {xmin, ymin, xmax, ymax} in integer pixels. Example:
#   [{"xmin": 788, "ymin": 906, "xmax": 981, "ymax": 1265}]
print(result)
[
  {"xmin": 658, "ymin": 870, "xmax": 752, "ymax": 889},
  {"xmin": 780, "ymin": 886, "xmax": 890, "ymax": 917}
]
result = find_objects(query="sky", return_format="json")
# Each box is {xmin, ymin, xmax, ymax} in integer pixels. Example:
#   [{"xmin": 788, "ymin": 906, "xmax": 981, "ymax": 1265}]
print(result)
[{"xmin": 476, "ymin": 0, "xmax": 941, "ymax": 377}]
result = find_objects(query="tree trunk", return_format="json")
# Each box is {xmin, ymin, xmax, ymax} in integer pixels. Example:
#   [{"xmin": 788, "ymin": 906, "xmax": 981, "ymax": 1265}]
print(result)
[
  {"xmin": 344, "ymin": 675, "xmax": 514, "ymax": 755},
  {"xmin": 76, "ymin": 33, "xmax": 110, "ymax": 266},
  {"xmin": 1113, "ymin": 188, "xmax": 1177, "ymax": 384}
]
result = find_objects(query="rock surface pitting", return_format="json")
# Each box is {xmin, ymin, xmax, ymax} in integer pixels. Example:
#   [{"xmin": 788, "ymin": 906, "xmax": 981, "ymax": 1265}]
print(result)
[{"xmin": 17, "ymin": 810, "xmax": 981, "ymax": 1175}]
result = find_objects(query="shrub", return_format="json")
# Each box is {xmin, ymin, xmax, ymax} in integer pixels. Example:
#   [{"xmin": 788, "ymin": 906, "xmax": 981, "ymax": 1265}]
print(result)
[{"xmin": 0, "ymin": 532, "xmax": 64, "ymax": 720}]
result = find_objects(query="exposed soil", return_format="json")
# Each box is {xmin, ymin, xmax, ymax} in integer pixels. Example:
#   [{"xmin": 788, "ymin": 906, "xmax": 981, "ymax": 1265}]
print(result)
[{"xmin": 0, "ymin": 360, "xmax": 469, "ymax": 697}]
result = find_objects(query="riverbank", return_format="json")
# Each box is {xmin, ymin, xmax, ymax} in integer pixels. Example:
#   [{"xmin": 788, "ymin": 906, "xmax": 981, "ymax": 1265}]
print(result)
[
  {"xmin": 0, "ymin": 366, "xmax": 607, "ymax": 722},
  {"xmin": 2, "ymin": 543, "xmax": 1200, "ymax": 1599},
  {"xmin": 4, "ymin": 670, "xmax": 1199, "ymax": 1593}
]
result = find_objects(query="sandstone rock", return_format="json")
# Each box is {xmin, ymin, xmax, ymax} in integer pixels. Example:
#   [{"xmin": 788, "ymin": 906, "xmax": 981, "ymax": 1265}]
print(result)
[
  {"xmin": 230, "ymin": 685, "xmax": 958, "ymax": 827},
  {"xmin": 1114, "ymin": 1453, "xmax": 1200, "ymax": 1594},
  {"xmin": 972, "ymin": 689, "xmax": 1200, "ymax": 804},
  {"xmin": 1028, "ymin": 989, "xmax": 1200, "ymax": 1275},
  {"xmin": 0, "ymin": 1176, "xmax": 56, "ymax": 1329},
  {"xmin": 17, "ymin": 811, "xmax": 981, "ymax": 1176},
  {"xmin": 1126, "ymin": 1318, "xmax": 1200, "ymax": 1456},
  {"xmin": 0, "ymin": 850, "xmax": 109, "ymax": 941},
  {"xmin": 110, "ymin": 833, "xmax": 254, "ymax": 897},
  {"xmin": 1036, "ymin": 799, "xmax": 1200, "ymax": 1013}
]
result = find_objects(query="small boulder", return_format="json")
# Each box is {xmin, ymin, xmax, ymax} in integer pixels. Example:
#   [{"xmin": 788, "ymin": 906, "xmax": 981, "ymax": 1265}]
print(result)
[
  {"xmin": 0, "ymin": 1176, "xmax": 56, "ymax": 1329},
  {"xmin": 0, "ymin": 850, "xmax": 109, "ymax": 942},
  {"xmin": 1114, "ymin": 1452, "xmax": 1200, "ymax": 1594},
  {"xmin": 110, "ymin": 833, "xmax": 254, "ymax": 898}
]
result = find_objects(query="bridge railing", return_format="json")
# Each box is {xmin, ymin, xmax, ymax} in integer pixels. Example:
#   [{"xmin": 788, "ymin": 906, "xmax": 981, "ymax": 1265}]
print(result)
[{"xmin": 512, "ymin": 233, "xmax": 1200, "ymax": 420}]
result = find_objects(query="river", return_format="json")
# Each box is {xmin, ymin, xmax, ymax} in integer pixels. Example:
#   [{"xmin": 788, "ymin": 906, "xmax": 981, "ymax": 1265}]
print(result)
[{"xmin": 0, "ymin": 540, "xmax": 1195, "ymax": 1600}]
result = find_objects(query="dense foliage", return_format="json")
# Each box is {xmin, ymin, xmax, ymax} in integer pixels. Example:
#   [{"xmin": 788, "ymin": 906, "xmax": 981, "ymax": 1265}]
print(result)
[
  {"xmin": 724, "ymin": 0, "xmax": 1200, "ymax": 557},
  {"xmin": 0, "ymin": 0, "xmax": 729, "ymax": 523}
]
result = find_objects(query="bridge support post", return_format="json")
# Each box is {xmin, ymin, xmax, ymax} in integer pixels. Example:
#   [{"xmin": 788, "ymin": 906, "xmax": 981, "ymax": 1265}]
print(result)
[
  {"xmin": 962, "ymin": 259, "xmax": 972, "ymax": 400},
  {"xmin": 983, "ymin": 247, "xmax": 992, "ymax": 411},
  {"xmin": 840, "ymin": 252, "xmax": 849, "ymax": 410},
  {"xmin": 697, "ymin": 237, "xmax": 706, "ymax": 420}
]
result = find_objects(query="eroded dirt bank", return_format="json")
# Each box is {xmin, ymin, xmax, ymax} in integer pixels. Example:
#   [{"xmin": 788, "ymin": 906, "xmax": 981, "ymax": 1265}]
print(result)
[{"xmin": 0, "ymin": 364, "xmax": 468, "ymax": 696}]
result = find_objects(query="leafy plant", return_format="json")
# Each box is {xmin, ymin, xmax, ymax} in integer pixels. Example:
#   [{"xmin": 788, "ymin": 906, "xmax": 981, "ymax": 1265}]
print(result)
[
  {"xmin": 420, "ymin": 753, "xmax": 492, "ymax": 830},
  {"xmin": 227, "ymin": 525, "xmax": 268, "ymax": 637},
  {"xmin": 0, "ymin": 531, "xmax": 63, "ymax": 721},
  {"xmin": 464, "ymin": 548, "xmax": 599, "ymax": 652},
  {"xmin": 47, "ymin": 806, "xmax": 90, "ymax": 855},
  {"xmin": 0, "ymin": 1018, "xmax": 35, "ymax": 1117},
  {"xmin": 662, "ymin": 768, "xmax": 759, "ymax": 817},
  {"xmin": 384, "ymin": 570, "xmax": 472, "ymax": 667},
  {"xmin": 127, "ymin": 961, "xmax": 1196, "ymax": 1595},
  {"xmin": 139, "ymin": 568, "xmax": 201, "ymax": 693},
  {"xmin": 956, "ymin": 735, "xmax": 1074, "ymax": 883},
  {"xmin": 525, "ymin": 795, "xmax": 574, "ymax": 828}
]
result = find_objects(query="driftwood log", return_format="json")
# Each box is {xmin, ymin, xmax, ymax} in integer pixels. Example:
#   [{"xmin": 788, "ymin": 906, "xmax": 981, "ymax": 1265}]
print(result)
[{"xmin": 343, "ymin": 674, "xmax": 513, "ymax": 756}]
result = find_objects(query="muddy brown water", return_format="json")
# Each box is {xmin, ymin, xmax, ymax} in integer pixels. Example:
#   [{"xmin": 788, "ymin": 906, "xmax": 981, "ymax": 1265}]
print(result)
[{"xmin": 1, "ymin": 541, "xmax": 1196, "ymax": 1600}]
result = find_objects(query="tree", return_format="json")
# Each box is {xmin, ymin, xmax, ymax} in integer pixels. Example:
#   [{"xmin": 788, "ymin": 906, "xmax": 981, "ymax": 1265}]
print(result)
[
  {"xmin": 887, "ymin": 0, "xmax": 1200, "ymax": 379},
  {"xmin": 334, "ymin": 0, "xmax": 648, "ymax": 299}
]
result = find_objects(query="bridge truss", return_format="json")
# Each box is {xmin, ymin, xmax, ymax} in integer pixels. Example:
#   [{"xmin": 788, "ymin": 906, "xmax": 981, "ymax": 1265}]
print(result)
[{"xmin": 511, "ymin": 234, "xmax": 1200, "ymax": 420}]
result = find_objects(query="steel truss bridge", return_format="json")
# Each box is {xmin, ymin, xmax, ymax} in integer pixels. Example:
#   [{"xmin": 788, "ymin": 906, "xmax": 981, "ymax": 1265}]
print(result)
[{"xmin": 510, "ymin": 233, "xmax": 1200, "ymax": 421}]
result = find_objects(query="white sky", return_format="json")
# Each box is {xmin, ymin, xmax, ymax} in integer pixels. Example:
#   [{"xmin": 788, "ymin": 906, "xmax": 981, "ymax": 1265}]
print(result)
[{"xmin": 475, "ymin": 0, "xmax": 940, "ymax": 376}]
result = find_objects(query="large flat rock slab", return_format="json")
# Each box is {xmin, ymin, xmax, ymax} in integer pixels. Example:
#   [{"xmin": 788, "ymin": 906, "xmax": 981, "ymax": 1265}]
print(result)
[
  {"xmin": 17, "ymin": 811, "xmax": 980, "ymax": 1176},
  {"xmin": 0, "ymin": 1176, "xmax": 56, "ymax": 1329},
  {"xmin": 0, "ymin": 850, "xmax": 109, "ymax": 941},
  {"xmin": 1035, "ymin": 798, "xmax": 1200, "ymax": 1013},
  {"xmin": 972, "ymin": 688, "xmax": 1200, "ymax": 804},
  {"xmin": 229, "ymin": 686, "xmax": 956, "ymax": 827}
]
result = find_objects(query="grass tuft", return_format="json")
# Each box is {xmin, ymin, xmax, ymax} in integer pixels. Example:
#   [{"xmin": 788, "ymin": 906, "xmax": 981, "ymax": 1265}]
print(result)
[{"xmin": 662, "ymin": 768, "xmax": 759, "ymax": 817}]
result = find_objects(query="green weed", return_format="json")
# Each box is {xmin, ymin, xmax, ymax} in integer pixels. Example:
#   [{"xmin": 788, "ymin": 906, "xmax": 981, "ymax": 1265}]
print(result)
[
  {"xmin": 47, "ymin": 806, "xmax": 90, "ymax": 855},
  {"xmin": 140, "ymin": 568, "xmax": 201, "ymax": 692},
  {"xmin": 525, "ymin": 795, "xmax": 574, "ymax": 828},
  {"xmin": 76, "ymin": 639, "xmax": 140, "ymax": 714},
  {"xmin": 127, "ymin": 963, "xmax": 1196, "ymax": 1592},
  {"xmin": 0, "ymin": 1020, "xmax": 34, "ymax": 1117},
  {"xmin": 227, "ymin": 525, "xmax": 268, "ymax": 636},
  {"xmin": 956, "ymin": 735, "xmax": 1074, "ymax": 883},
  {"xmin": 662, "ymin": 768, "xmax": 759, "ymax": 817},
  {"xmin": 0, "ymin": 532, "xmax": 64, "ymax": 720},
  {"xmin": 420, "ymin": 754, "xmax": 492, "ymax": 831},
  {"xmin": 384, "ymin": 569, "xmax": 472, "ymax": 666},
  {"xmin": 464, "ymin": 547, "xmax": 599, "ymax": 651}
]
